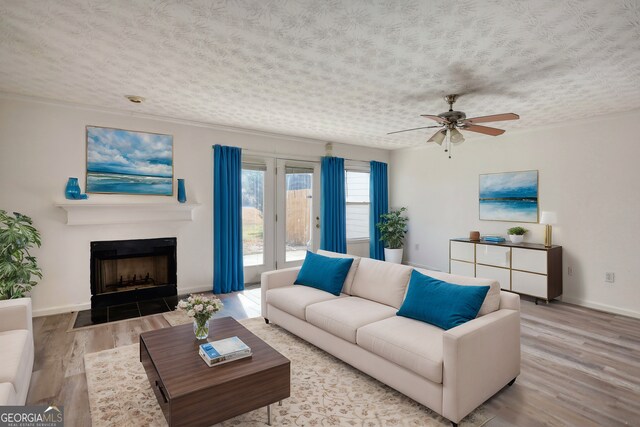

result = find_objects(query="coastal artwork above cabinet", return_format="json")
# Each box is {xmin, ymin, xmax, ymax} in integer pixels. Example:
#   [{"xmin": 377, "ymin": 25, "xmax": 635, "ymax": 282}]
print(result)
[
  {"xmin": 449, "ymin": 238, "xmax": 562, "ymax": 304},
  {"xmin": 479, "ymin": 170, "xmax": 538, "ymax": 223}
]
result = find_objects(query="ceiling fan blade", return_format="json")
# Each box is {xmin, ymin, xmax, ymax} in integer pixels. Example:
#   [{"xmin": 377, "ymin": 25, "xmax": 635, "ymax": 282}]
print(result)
[
  {"xmin": 464, "ymin": 113, "xmax": 519, "ymax": 124},
  {"xmin": 463, "ymin": 124, "xmax": 505, "ymax": 136},
  {"xmin": 420, "ymin": 114, "xmax": 450, "ymax": 124},
  {"xmin": 387, "ymin": 125, "xmax": 442, "ymax": 135}
]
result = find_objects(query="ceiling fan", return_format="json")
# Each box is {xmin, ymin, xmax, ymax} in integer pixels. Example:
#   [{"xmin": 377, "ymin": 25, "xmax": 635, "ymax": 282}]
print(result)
[{"xmin": 388, "ymin": 94, "xmax": 519, "ymax": 158}]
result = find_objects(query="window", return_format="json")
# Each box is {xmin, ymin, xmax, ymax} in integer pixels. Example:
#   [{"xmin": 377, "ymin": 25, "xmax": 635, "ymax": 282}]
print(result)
[
  {"xmin": 242, "ymin": 163, "xmax": 266, "ymax": 266},
  {"xmin": 345, "ymin": 170, "xmax": 370, "ymax": 240}
]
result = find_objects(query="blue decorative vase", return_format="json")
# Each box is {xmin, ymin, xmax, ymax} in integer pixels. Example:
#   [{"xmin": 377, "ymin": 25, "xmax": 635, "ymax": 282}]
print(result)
[
  {"xmin": 177, "ymin": 179, "xmax": 186, "ymax": 203},
  {"xmin": 65, "ymin": 177, "xmax": 81, "ymax": 199}
]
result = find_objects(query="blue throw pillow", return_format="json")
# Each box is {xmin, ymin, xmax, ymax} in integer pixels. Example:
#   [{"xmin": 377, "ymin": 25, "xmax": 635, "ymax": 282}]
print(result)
[
  {"xmin": 397, "ymin": 270, "xmax": 490, "ymax": 330},
  {"xmin": 294, "ymin": 251, "xmax": 354, "ymax": 296}
]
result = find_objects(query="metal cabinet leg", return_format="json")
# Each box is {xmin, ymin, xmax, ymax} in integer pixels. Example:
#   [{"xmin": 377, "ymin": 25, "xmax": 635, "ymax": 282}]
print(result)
[{"xmin": 267, "ymin": 405, "xmax": 271, "ymax": 425}]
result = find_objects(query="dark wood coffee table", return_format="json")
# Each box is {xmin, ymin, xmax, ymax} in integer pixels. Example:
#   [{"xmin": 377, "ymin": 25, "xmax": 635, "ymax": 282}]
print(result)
[{"xmin": 140, "ymin": 316, "xmax": 290, "ymax": 427}]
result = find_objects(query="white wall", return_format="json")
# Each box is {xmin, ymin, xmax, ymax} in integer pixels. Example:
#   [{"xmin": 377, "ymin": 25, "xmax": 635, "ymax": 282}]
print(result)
[
  {"xmin": 0, "ymin": 96, "xmax": 388, "ymax": 316},
  {"xmin": 390, "ymin": 110, "xmax": 640, "ymax": 318}
]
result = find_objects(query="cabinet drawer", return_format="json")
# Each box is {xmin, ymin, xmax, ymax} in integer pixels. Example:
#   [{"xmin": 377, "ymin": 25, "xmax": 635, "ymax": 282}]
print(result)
[
  {"xmin": 450, "ymin": 242, "xmax": 474, "ymax": 262},
  {"xmin": 476, "ymin": 244, "xmax": 511, "ymax": 268},
  {"xmin": 450, "ymin": 260, "xmax": 475, "ymax": 277},
  {"xmin": 512, "ymin": 270, "xmax": 547, "ymax": 298},
  {"xmin": 476, "ymin": 264, "xmax": 511, "ymax": 291},
  {"xmin": 512, "ymin": 248, "xmax": 547, "ymax": 274},
  {"xmin": 141, "ymin": 340, "xmax": 170, "ymax": 421}
]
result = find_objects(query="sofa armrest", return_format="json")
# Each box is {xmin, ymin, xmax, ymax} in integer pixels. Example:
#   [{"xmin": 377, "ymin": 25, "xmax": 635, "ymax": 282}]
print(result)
[
  {"xmin": 442, "ymin": 308, "xmax": 521, "ymax": 423},
  {"xmin": 261, "ymin": 267, "xmax": 301, "ymax": 318},
  {"xmin": 0, "ymin": 298, "xmax": 33, "ymax": 335},
  {"xmin": 499, "ymin": 291, "xmax": 520, "ymax": 310}
]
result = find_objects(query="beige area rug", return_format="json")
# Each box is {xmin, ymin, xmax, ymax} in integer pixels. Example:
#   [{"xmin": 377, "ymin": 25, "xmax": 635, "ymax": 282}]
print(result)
[
  {"xmin": 161, "ymin": 308, "xmax": 192, "ymax": 326},
  {"xmin": 85, "ymin": 316, "xmax": 491, "ymax": 426}
]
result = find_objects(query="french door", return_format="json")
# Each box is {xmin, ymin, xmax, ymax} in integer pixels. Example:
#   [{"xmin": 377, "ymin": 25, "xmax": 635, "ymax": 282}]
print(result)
[
  {"xmin": 275, "ymin": 159, "xmax": 321, "ymax": 270},
  {"xmin": 242, "ymin": 157, "xmax": 320, "ymax": 283}
]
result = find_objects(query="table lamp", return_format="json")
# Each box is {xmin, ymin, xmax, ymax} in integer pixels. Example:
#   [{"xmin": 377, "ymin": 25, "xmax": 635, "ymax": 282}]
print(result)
[{"xmin": 540, "ymin": 211, "xmax": 557, "ymax": 247}]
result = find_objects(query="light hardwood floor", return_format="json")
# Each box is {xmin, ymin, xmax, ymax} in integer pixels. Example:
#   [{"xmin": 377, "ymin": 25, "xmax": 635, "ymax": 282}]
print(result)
[{"xmin": 26, "ymin": 289, "xmax": 640, "ymax": 426}]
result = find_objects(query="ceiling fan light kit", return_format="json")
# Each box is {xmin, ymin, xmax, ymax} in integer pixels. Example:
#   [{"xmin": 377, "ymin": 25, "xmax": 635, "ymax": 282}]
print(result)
[
  {"xmin": 388, "ymin": 94, "xmax": 519, "ymax": 158},
  {"xmin": 428, "ymin": 129, "xmax": 447, "ymax": 145},
  {"xmin": 449, "ymin": 128, "xmax": 465, "ymax": 144}
]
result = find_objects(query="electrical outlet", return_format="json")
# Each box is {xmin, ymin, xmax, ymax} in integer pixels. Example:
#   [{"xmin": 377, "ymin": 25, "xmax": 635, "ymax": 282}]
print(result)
[
  {"xmin": 567, "ymin": 266, "xmax": 573, "ymax": 276},
  {"xmin": 605, "ymin": 272, "xmax": 615, "ymax": 283},
  {"xmin": 414, "ymin": 243, "xmax": 420, "ymax": 251}
]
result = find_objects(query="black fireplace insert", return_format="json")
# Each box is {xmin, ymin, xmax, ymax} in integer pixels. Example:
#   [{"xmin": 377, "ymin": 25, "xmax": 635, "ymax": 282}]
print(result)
[{"xmin": 90, "ymin": 237, "xmax": 177, "ymax": 308}]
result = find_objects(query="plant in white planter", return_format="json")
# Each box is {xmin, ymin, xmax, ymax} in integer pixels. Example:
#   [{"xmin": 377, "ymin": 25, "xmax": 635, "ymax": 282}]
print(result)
[
  {"xmin": 0, "ymin": 211, "xmax": 42, "ymax": 300},
  {"xmin": 376, "ymin": 207, "xmax": 408, "ymax": 264},
  {"xmin": 507, "ymin": 226, "xmax": 528, "ymax": 244}
]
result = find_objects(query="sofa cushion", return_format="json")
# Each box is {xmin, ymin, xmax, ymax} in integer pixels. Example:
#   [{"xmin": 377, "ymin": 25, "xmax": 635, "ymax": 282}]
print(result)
[
  {"xmin": 398, "ymin": 270, "xmax": 489, "ymax": 330},
  {"xmin": 357, "ymin": 316, "xmax": 444, "ymax": 383},
  {"xmin": 0, "ymin": 382, "xmax": 17, "ymax": 406},
  {"xmin": 295, "ymin": 251, "xmax": 354, "ymax": 296},
  {"xmin": 266, "ymin": 285, "xmax": 343, "ymax": 320},
  {"xmin": 415, "ymin": 267, "xmax": 500, "ymax": 316},
  {"xmin": 350, "ymin": 258, "xmax": 413, "ymax": 308},
  {"xmin": 306, "ymin": 297, "xmax": 397, "ymax": 343},
  {"xmin": 316, "ymin": 250, "xmax": 361, "ymax": 295},
  {"xmin": 0, "ymin": 330, "xmax": 31, "ymax": 398}
]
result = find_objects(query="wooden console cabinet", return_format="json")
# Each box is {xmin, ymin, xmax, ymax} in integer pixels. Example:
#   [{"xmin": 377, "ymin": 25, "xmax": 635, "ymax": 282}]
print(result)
[{"xmin": 449, "ymin": 238, "xmax": 562, "ymax": 303}]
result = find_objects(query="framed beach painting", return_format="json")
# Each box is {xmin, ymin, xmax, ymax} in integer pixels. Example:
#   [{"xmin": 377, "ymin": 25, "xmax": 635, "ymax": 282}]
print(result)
[
  {"xmin": 86, "ymin": 126, "xmax": 173, "ymax": 195},
  {"xmin": 479, "ymin": 170, "xmax": 539, "ymax": 222}
]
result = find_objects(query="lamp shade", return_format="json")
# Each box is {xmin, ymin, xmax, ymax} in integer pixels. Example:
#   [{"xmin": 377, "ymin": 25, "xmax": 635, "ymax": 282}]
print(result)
[
  {"xmin": 450, "ymin": 128, "xmax": 465, "ymax": 144},
  {"xmin": 540, "ymin": 211, "xmax": 557, "ymax": 225},
  {"xmin": 428, "ymin": 130, "xmax": 447, "ymax": 145}
]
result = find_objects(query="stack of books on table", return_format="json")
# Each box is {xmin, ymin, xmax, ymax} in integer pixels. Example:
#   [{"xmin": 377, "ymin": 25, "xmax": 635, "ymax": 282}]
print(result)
[
  {"xmin": 199, "ymin": 336, "xmax": 252, "ymax": 367},
  {"xmin": 482, "ymin": 235, "xmax": 506, "ymax": 243}
]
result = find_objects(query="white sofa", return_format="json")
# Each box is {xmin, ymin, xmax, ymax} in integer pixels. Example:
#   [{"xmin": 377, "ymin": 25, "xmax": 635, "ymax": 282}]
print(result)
[
  {"xmin": 0, "ymin": 298, "xmax": 34, "ymax": 405},
  {"xmin": 261, "ymin": 251, "xmax": 520, "ymax": 426}
]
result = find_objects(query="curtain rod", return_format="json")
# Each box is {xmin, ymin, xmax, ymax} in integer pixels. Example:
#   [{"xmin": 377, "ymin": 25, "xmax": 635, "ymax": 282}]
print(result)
[{"xmin": 241, "ymin": 149, "xmax": 371, "ymax": 165}]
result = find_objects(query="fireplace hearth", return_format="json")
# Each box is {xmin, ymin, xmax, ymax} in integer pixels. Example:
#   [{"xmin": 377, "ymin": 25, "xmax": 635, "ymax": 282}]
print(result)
[{"xmin": 90, "ymin": 237, "xmax": 177, "ymax": 308}]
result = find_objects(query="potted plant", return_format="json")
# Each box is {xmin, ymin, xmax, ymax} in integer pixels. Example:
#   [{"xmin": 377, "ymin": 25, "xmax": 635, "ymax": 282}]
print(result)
[
  {"xmin": 376, "ymin": 207, "xmax": 408, "ymax": 264},
  {"xmin": 0, "ymin": 211, "xmax": 42, "ymax": 300},
  {"xmin": 507, "ymin": 226, "xmax": 528, "ymax": 244}
]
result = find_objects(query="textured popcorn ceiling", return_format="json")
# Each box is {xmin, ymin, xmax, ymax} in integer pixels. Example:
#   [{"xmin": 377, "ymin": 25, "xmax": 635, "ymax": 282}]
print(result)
[{"xmin": 1, "ymin": 0, "xmax": 639, "ymax": 149}]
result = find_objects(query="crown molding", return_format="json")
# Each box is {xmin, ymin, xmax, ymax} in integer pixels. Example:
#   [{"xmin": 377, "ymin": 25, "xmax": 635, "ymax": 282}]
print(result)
[{"xmin": 0, "ymin": 91, "xmax": 350, "ymax": 149}]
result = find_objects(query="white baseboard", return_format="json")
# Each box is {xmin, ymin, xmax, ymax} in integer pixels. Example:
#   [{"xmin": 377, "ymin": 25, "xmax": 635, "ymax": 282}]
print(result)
[
  {"xmin": 32, "ymin": 286, "xmax": 638, "ymax": 321},
  {"xmin": 403, "ymin": 264, "xmax": 640, "ymax": 320},
  {"xmin": 33, "ymin": 302, "xmax": 91, "ymax": 317},
  {"xmin": 178, "ymin": 285, "xmax": 214, "ymax": 294},
  {"xmin": 561, "ymin": 296, "xmax": 640, "ymax": 320},
  {"xmin": 405, "ymin": 261, "xmax": 443, "ymax": 272}
]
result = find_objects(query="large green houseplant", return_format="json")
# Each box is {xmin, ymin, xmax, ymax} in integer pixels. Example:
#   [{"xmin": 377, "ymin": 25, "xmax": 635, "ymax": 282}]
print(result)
[
  {"xmin": 0, "ymin": 210, "xmax": 42, "ymax": 299},
  {"xmin": 376, "ymin": 207, "xmax": 408, "ymax": 264}
]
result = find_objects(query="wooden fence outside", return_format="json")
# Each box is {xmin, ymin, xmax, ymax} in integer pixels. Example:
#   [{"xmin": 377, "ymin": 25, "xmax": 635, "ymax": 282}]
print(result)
[{"xmin": 286, "ymin": 189, "xmax": 312, "ymax": 246}]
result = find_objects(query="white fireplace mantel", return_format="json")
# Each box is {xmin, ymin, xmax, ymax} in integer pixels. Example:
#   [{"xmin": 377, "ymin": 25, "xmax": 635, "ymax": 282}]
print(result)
[{"xmin": 55, "ymin": 201, "xmax": 201, "ymax": 225}]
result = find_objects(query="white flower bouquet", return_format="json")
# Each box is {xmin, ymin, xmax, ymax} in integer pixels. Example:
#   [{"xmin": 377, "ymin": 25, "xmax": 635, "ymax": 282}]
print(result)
[{"xmin": 177, "ymin": 294, "xmax": 223, "ymax": 339}]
